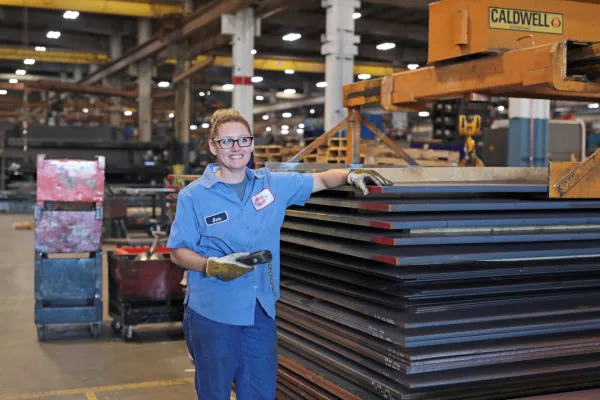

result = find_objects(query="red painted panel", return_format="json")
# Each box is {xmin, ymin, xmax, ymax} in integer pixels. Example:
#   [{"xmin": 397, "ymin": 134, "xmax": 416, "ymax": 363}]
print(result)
[
  {"xmin": 372, "ymin": 255, "xmax": 397, "ymax": 265},
  {"xmin": 35, "ymin": 211, "xmax": 102, "ymax": 253},
  {"xmin": 36, "ymin": 155, "xmax": 105, "ymax": 203},
  {"xmin": 367, "ymin": 186, "xmax": 383, "ymax": 193},
  {"xmin": 369, "ymin": 221, "xmax": 392, "ymax": 229}
]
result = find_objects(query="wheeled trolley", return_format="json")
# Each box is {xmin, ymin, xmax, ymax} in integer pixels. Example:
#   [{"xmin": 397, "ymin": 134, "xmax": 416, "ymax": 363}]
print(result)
[
  {"xmin": 34, "ymin": 154, "xmax": 104, "ymax": 340},
  {"xmin": 108, "ymin": 247, "xmax": 185, "ymax": 341}
]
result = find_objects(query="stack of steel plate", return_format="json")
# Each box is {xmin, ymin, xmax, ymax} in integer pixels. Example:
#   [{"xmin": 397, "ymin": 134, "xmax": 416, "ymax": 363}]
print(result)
[{"xmin": 275, "ymin": 182, "xmax": 600, "ymax": 400}]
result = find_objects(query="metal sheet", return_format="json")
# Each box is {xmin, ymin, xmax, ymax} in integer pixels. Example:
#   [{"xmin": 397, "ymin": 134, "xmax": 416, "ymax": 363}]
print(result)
[{"xmin": 360, "ymin": 181, "xmax": 547, "ymax": 195}]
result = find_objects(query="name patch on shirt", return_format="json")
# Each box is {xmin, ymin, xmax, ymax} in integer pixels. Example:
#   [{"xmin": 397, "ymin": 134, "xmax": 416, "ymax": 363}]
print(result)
[
  {"xmin": 251, "ymin": 188, "xmax": 275, "ymax": 211},
  {"xmin": 205, "ymin": 211, "xmax": 228, "ymax": 226}
]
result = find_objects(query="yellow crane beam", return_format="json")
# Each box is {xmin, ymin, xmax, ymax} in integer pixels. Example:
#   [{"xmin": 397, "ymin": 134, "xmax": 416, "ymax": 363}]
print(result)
[
  {"xmin": 0, "ymin": 47, "xmax": 108, "ymax": 64},
  {"xmin": 0, "ymin": 0, "xmax": 183, "ymax": 18}
]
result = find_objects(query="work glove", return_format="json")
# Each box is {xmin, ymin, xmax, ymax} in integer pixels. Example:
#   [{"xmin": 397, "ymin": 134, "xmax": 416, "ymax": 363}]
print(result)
[
  {"xmin": 347, "ymin": 169, "xmax": 393, "ymax": 196},
  {"xmin": 206, "ymin": 252, "xmax": 253, "ymax": 281}
]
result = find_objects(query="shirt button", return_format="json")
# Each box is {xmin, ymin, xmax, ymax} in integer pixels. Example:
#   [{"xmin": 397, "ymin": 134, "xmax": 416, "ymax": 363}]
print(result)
[{"xmin": 254, "ymin": 286, "xmax": 257, "ymax": 289}]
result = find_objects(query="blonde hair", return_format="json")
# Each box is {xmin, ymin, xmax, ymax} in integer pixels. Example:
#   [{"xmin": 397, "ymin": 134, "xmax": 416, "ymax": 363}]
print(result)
[{"xmin": 210, "ymin": 108, "xmax": 252, "ymax": 139}]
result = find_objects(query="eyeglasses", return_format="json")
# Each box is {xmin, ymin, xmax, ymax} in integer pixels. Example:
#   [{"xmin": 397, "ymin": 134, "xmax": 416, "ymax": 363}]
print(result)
[{"xmin": 212, "ymin": 136, "xmax": 254, "ymax": 149}]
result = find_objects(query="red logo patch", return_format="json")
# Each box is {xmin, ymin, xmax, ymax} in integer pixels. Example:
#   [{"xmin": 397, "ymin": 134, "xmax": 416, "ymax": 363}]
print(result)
[{"xmin": 251, "ymin": 189, "xmax": 275, "ymax": 211}]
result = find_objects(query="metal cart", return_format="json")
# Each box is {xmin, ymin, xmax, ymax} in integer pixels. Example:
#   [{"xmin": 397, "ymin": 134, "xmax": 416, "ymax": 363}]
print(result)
[
  {"xmin": 108, "ymin": 246, "xmax": 185, "ymax": 341},
  {"xmin": 34, "ymin": 154, "xmax": 104, "ymax": 340}
]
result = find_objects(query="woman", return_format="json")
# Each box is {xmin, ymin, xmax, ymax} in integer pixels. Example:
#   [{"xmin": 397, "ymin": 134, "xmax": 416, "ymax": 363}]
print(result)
[{"xmin": 168, "ymin": 108, "xmax": 391, "ymax": 400}]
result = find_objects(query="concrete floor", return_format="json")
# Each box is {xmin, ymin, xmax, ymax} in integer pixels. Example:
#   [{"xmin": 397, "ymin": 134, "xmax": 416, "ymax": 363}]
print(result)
[{"xmin": 0, "ymin": 214, "xmax": 198, "ymax": 400}]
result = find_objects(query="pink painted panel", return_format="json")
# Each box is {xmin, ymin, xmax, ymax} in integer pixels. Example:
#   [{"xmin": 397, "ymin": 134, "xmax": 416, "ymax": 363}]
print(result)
[
  {"xmin": 36, "ymin": 155, "xmax": 105, "ymax": 203},
  {"xmin": 35, "ymin": 211, "xmax": 102, "ymax": 253}
]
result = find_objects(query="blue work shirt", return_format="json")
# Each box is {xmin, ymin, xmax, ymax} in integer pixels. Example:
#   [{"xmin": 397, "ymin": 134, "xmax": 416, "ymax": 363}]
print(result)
[{"xmin": 167, "ymin": 163, "xmax": 314, "ymax": 326}]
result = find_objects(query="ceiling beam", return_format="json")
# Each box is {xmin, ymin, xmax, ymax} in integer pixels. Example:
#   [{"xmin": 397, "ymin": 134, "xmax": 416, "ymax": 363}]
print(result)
[
  {"xmin": 0, "ymin": 47, "xmax": 108, "ymax": 64},
  {"xmin": 253, "ymin": 95, "xmax": 324, "ymax": 114},
  {"xmin": 187, "ymin": 34, "xmax": 232, "ymax": 59},
  {"xmin": 0, "ymin": 28, "xmax": 109, "ymax": 52},
  {"xmin": 0, "ymin": 0, "xmax": 183, "ymax": 18},
  {"xmin": 80, "ymin": 0, "xmax": 258, "ymax": 85},
  {"xmin": 360, "ymin": 0, "xmax": 435, "ymax": 9}
]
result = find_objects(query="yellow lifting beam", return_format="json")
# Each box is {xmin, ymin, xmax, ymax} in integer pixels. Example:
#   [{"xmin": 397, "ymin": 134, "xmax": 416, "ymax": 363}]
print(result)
[
  {"xmin": 0, "ymin": 0, "xmax": 182, "ymax": 18},
  {"xmin": 0, "ymin": 47, "xmax": 108, "ymax": 65}
]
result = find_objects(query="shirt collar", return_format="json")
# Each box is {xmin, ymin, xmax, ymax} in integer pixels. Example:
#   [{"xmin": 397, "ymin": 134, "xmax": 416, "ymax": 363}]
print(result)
[{"xmin": 200, "ymin": 163, "xmax": 265, "ymax": 188}]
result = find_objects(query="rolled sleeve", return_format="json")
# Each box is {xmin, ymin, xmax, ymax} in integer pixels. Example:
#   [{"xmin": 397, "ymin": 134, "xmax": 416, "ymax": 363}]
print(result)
[
  {"xmin": 167, "ymin": 191, "xmax": 201, "ymax": 251},
  {"xmin": 272, "ymin": 172, "xmax": 314, "ymax": 207}
]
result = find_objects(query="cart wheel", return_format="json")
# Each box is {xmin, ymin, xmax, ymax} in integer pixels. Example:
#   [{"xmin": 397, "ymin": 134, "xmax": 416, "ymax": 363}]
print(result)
[
  {"xmin": 122, "ymin": 325, "xmax": 134, "ymax": 341},
  {"xmin": 111, "ymin": 320, "xmax": 122, "ymax": 334},
  {"xmin": 90, "ymin": 323, "xmax": 101, "ymax": 338},
  {"xmin": 37, "ymin": 325, "xmax": 47, "ymax": 341}
]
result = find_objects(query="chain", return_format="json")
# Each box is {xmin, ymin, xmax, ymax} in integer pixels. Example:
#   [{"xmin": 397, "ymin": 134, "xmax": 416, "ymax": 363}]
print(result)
[{"xmin": 268, "ymin": 261, "xmax": 276, "ymax": 296}]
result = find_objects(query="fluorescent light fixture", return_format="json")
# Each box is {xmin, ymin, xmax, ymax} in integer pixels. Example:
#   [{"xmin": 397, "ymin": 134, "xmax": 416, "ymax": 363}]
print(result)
[
  {"xmin": 283, "ymin": 88, "xmax": 296, "ymax": 95},
  {"xmin": 63, "ymin": 10, "xmax": 79, "ymax": 19},
  {"xmin": 202, "ymin": 123, "xmax": 210, "ymax": 129},
  {"xmin": 35, "ymin": 46, "xmax": 46, "ymax": 52},
  {"xmin": 82, "ymin": 108, "xmax": 89, "ymax": 113},
  {"xmin": 262, "ymin": 115, "xmax": 269, "ymax": 120},
  {"xmin": 297, "ymin": 128, "xmax": 304, "ymax": 134},
  {"xmin": 222, "ymin": 83, "xmax": 234, "ymax": 91},
  {"xmin": 23, "ymin": 59, "xmax": 35, "ymax": 65},
  {"xmin": 190, "ymin": 125, "xmax": 198, "ymax": 130},
  {"xmin": 376, "ymin": 42, "xmax": 395, "ymax": 51},
  {"xmin": 124, "ymin": 110, "xmax": 133, "ymax": 116},
  {"xmin": 310, "ymin": 109, "xmax": 315, "ymax": 114},
  {"xmin": 46, "ymin": 31, "xmax": 61, "ymax": 39},
  {"xmin": 418, "ymin": 111, "xmax": 430, "ymax": 117},
  {"xmin": 316, "ymin": 81, "xmax": 327, "ymax": 88},
  {"xmin": 281, "ymin": 129, "xmax": 289, "ymax": 135},
  {"xmin": 497, "ymin": 105, "xmax": 506, "ymax": 111},
  {"xmin": 588, "ymin": 103, "xmax": 599, "ymax": 109},
  {"xmin": 285, "ymin": 69, "xmax": 295, "ymax": 75},
  {"xmin": 407, "ymin": 64, "xmax": 419, "ymax": 70},
  {"xmin": 251, "ymin": 76, "xmax": 263, "ymax": 83},
  {"xmin": 15, "ymin": 69, "xmax": 26, "ymax": 75},
  {"xmin": 281, "ymin": 125, "xmax": 290, "ymax": 130},
  {"xmin": 358, "ymin": 73, "xmax": 371, "ymax": 80},
  {"xmin": 199, "ymin": 91, "xmax": 206, "ymax": 96},
  {"xmin": 206, "ymin": 91, "xmax": 210, "ymax": 95},
  {"xmin": 251, "ymin": 49, "xmax": 257, "ymax": 55},
  {"xmin": 255, "ymin": 95, "xmax": 264, "ymax": 101},
  {"xmin": 9, "ymin": 79, "xmax": 18, "ymax": 84},
  {"xmin": 169, "ymin": 113, "xmax": 175, "ymax": 119},
  {"xmin": 158, "ymin": 81, "xmax": 170, "ymax": 88},
  {"xmin": 282, "ymin": 33, "xmax": 301, "ymax": 42},
  {"xmin": 352, "ymin": 12, "xmax": 361, "ymax": 19},
  {"xmin": 298, "ymin": 123, "xmax": 305, "ymax": 129},
  {"xmin": 282, "ymin": 112, "xmax": 292, "ymax": 118},
  {"xmin": 0, "ymin": 90, "xmax": 7, "ymax": 95},
  {"xmin": 266, "ymin": 127, "xmax": 272, "ymax": 132}
]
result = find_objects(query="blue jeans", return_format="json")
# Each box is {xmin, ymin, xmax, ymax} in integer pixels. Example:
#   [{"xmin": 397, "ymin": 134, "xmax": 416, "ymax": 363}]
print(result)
[{"xmin": 183, "ymin": 302, "xmax": 278, "ymax": 400}]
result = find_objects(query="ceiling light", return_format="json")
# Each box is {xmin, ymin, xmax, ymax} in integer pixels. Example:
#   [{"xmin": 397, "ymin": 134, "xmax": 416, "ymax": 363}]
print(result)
[
  {"xmin": 262, "ymin": 115, "xmax": 269, "ymax": 120},
  {"xmin": 352, "ymin": 12, "xmax": 361, "ymax": 19},
  {"xmin": 202, "ymin": 123, "xmax": 210, "ymax": 129},
  {"xmin": 255, "ymin": 95, "xmax": 264, "ymax": 101},
  {"xmin": 407, "ymin": 64, "xmax": 420, "ymax": 70},
  {"xmin": 418, "ymin": 111, "xmax": 430, "ymax": 117},
  {"xmin": 357, "ymin": 73, "xmax": 371, "ymax": 80},
  {"xmin": 281, "ymin": 125, "xmax": 290, "ymax": 130},
  {"xmin": 588, "ymin": 103, "xmax": 599, "ymax": 109},
  {"xmin": 316, "ymin": 81, "xmax": 327, "ymax": 88},
  {"xmin": 23, "ymin": 59, "xmax": 35, "ymax": 65},
  {"xmin": 169, "ymin": 113, "xmax": 175, "ymax": 119},
  {"xmin": 282, "ymin": 112, "xmax": 292, "ymax": 118},
  {"xmin": 15, "ymin": 69, "xmax": 26, "ymax": 76},
  {"xmin": 283, "ymin": 88, "xmax": 296, "ymax": 95},
  {"xmin": 0, "ymin": 90, "xmax": 7, "ymax": 95},
  {"xmin": 281, "ymin": 129, "xmax": 289, "ymax": 135},
  {"xmin": 282, "ymin": 33, "xmax": 301, "ymax": 42},
  {"xmin": 222, "ymin": 83, "xmax": 234, "ymax": 91},
  {"xmin": 124, "ymin": 110, "xmax": 133, "ymax": 116},
  {"xmin": 46, "ymin": 31, "xmax": 61, "ymax": 39},
  {"xmin": 158, "ymin": 81, "xmax": 170, "ymax": 88},
  {"xmin": 297, "ymin": 128, "xmax": 304, "ymax": 134},
  {"xmin": 376, "ymin": 42, "xmax": 395, "ymax": 51},
  {"xmin": 266, "ymin": 127, "xmax": 272, "ymax": 132},
  {"xmin": 497, "ymin": 105, "xmax": 506, "ymax": 111},
  {"xmin": 9, "ymin": 79, "xmax": 18, "ymax": 84},
  {"xmin": 298, "ymin": 123, "xmax": 305, "ymax": 129},
  {"xmin": 63, "ymin": 10, "xmax": 79, "ymax": 19},
  {"xmin": 251, "ymin": 49, "xmax": 257, "ymax": 55},
  {"xmin": 199, "ymin": 91, "xmax": 206, "ymax": 96},
  {"xmin": 82, "ymin": 108, "xmax": 89, "ymax": 113},
  {"xmin": 310, "ymin": 109, "xmax": 315, "ymax": 114},
  {"xmin": 251, "ymin": 76, "xmax": 263, "ymax": 83},
  {"xmin": 35, "ymin": 46, "xmax": 46, "ymax": 52},
  {"xmin": 190, "ymin": 125, "xmax": 198, "ymax": 130},
  {"xmin": 285, "ymin": 69, "xmax": 295, "ymax": 75}
]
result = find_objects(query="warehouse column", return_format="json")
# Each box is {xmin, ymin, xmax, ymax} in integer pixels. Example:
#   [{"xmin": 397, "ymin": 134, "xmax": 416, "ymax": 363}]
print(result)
[
  {"xmin": 73, "ymin": 65, "xmax": 82, "ymax": 82},
  {"xmin": 109, "ymin": 35, "xmax": 123, "ymax": 128},
  {"xmin": 321, "ymin": 0, "xmax": 360, "ymax": 131},
  {"xmin": 174, "ymin": 0, "xmax": 193, "ymax": 169},
  {"xmin": 138, "ymin": 18, "xmax": 153, "ymax": 142},
  {"xmin": 507, "ymin": 99, "xmax": 550, "ymax": 167}
]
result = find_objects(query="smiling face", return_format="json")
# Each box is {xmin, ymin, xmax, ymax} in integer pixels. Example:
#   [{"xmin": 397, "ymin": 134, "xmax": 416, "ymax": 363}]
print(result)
[{"xmin": 208, "ymin": 121, "xmax": 254, "ymax": 173}]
